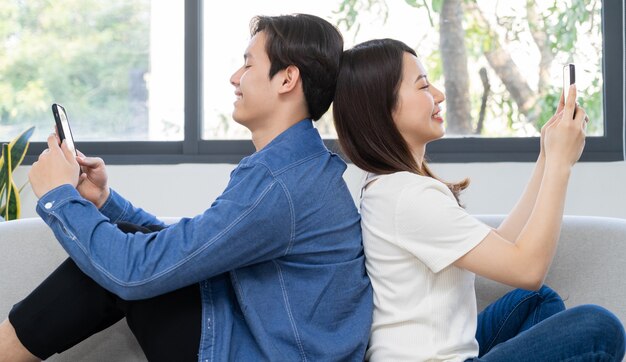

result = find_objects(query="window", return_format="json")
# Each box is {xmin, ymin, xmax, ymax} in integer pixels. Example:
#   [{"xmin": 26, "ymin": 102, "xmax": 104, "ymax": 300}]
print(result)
[
  {"xmin": 6, "ymin": 0, "xmax": 624, "ymax": 164},
  {"xmin": 1, "ymin": 1, "xmax": 184, "ymax": 143}
]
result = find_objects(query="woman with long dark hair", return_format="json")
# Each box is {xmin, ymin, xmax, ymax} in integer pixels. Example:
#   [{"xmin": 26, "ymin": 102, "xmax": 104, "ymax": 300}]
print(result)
[{"xmin": 333, "ymin": 38, "xmax": 625, "ymax": 361}]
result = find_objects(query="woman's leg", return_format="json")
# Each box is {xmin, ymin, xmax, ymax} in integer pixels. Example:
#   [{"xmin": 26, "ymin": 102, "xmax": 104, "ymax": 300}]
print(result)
[
  {"xmin": 473, "ymin": 304, "xmax": 625, "ymax": 361},
  {"xmin": 475, "ymin": 286, "xmax": 565, "ymax": 356}
]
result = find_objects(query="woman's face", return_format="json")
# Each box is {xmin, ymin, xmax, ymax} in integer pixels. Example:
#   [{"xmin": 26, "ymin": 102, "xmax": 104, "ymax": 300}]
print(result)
[{"xmin": 392, "ymin": 52, "xmax": 446, "ymax": 152}]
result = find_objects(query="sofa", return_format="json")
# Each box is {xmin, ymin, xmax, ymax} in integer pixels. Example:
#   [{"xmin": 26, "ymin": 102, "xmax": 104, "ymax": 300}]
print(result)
[{"xmin": 1, "ymin": 215, "xmax": 625, "ymax": 361}]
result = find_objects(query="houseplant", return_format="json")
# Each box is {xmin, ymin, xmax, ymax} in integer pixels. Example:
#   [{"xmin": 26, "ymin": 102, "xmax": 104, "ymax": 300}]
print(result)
[{"xmin": 0, "ymin": 126, "xmax": 36, "ymax": 221}]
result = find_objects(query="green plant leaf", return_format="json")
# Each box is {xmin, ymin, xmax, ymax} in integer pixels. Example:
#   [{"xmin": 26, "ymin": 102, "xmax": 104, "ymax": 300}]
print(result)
[
  {"xmin": 1, "ymin": 142, "xmax": 23, "ymax": 220},
  {"xmin": 6, "ymin": 177, "xmax": 20, "ymax": 220},
  {"xmin": 0, "ymin": 143, "xmax": 8, "ymax": 212},
  {"xmin": 8, "ymin": 126, "xmax": 35, "ymax": 173},
  {"xmin": 0, "ymin": 126, "xmax": 34, "ymax": 216},
  {"xmin": 1, "ymin": 143, "xmax": 13, "ymax": 220}
]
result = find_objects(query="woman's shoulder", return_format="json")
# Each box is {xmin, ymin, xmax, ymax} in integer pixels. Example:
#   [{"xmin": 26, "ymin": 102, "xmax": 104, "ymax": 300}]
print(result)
[{"xmin": 377, "ymin": 171, "xmax": 448, "ymax": 191}]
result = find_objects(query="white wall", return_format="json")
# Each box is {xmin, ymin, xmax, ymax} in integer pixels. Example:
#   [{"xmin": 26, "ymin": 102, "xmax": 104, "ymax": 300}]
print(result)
[{"xmin": 13, "ymin": 161, "xmax": 626, "ymax": 220}]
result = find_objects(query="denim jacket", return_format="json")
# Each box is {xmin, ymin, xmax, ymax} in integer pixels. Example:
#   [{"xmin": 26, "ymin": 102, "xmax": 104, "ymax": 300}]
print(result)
[{"xmin": 36, "ymin": 119, "xmax": 373, "ymax": 361}]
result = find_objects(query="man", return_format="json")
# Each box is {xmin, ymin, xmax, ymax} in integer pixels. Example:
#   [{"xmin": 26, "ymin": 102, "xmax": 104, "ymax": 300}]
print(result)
[{"xmin": 0, "ymin": 14, "xmax": 372, "ymax": 361}]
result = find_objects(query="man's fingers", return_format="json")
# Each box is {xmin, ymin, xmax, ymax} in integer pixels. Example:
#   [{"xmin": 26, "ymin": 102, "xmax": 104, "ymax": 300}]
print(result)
[
  {"xmin": 46, "ymin": 133, "xmax": 61, "ymax": 151},
  {"xmin": 76, "ymin": 156, "xmax": 103, "ymax": 168},
  {"xmin": 59, "ymin": 139, "xmax": 76, "ymax": 160}
]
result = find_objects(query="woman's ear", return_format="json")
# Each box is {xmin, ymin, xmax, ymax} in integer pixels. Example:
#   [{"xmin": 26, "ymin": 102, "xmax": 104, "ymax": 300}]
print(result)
[{"xmin": 278, "ymin": 65, "xmax": 301, "ymax": 94}]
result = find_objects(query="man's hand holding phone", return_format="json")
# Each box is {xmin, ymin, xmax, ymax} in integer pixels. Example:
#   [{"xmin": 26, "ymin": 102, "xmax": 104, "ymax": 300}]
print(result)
[
  {"xmin": 29, "ymin": 103, "xmax": 111, "ymax": 207},
  {"xmin": 54, "ymin": 103, "xmax": 110, "ymax": 207},
  {"xmin": 75, "ymin": 152, "xmax": 110, "ymax": 209},
  {"xmin": 28, "ymin": 134, "xmax": 81, "ymax": 199}
]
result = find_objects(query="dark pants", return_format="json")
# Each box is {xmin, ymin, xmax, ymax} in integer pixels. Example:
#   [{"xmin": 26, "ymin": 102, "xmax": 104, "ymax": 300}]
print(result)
[{"xmin": 8, "ymin": 222, "xmax": 202, "ymax": 361}]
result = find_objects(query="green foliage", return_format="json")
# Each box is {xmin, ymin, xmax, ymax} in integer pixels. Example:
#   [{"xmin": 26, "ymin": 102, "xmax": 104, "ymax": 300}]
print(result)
[
  {"xmin": 403, "ymin": 0, "xmax": 440, "ymax": 27},
  {"xmin": 333, "ymin": 0, "xmax": 603, "ymax": 137},
  {"xmin": 544, "ymin": 0, "xmax": 598, "ymax": 54},
  {"xmin": 335, "ymin": 0, "xmax": 389, "ymax": 35},
  {"xmin": 0, "ymin": 126, "xmax": 35, "ymax": 220},
  {"xmin": 423, "ymin": 52, "xmax": 443, "ymax": 83},
  {"xmin": 0, "ymin": 1, "xmax": 149, "ymax": 139}
]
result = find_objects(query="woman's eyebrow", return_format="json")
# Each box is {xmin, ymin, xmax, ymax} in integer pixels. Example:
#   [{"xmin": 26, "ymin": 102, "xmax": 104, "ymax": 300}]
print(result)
[{"xmin": 415, "ymin": 74, "xmax": 428, "ymax": 83}]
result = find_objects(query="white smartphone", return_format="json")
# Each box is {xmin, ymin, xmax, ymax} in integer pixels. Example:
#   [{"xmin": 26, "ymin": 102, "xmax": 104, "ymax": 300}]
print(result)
[{"xmin": 563, "ymin": 63, "xmax": 575, "ymax": 104}]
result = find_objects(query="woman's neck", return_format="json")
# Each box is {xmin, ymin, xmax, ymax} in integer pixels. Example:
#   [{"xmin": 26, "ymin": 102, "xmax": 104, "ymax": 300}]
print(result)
[{"xmin": 411, "ymin": 145, "xmax": 426, "ymax": 170}]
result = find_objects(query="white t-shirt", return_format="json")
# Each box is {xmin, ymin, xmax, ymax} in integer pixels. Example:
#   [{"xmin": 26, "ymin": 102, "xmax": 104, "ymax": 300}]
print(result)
[{"xmin": 360, "ymin": 171, "xmax": 491, "ymax": 362}]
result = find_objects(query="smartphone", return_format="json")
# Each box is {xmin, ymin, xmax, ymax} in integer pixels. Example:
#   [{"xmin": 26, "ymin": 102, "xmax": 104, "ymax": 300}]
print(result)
[
  {"xmin": 51, "ymin": 103, "xmax": 77, "ymax": 155},
  {"xmin": 563, "ymin": 63, "xmax": 575, "ymax": 104}
]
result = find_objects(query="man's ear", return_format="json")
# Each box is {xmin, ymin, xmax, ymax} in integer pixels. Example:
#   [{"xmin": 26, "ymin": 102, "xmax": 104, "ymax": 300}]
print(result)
[{"xmin": 278, "ymin": 65, "xmax": 301, "ymax": 94}]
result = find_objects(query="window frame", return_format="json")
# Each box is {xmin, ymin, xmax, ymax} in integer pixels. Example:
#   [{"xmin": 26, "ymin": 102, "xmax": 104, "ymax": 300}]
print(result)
[{"xmin": 19, "ymin": 0, "xmax": 625, "ymax": 165}]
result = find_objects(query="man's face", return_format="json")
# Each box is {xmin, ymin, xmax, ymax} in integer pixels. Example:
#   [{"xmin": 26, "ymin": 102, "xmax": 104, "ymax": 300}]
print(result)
[{"xmin": 230, "ymin": 31, "xmax": 281, "ymax": 130}]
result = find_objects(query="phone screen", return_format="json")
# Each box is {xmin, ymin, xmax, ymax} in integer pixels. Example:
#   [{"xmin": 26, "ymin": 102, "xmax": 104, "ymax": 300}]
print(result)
[
  {"xmin": 563, "ymin": 63, "xmax": 575, "ymax": 104},
  {"xmin": 51, "ymin": 103, "xmax": 77, "ymax": 154}
]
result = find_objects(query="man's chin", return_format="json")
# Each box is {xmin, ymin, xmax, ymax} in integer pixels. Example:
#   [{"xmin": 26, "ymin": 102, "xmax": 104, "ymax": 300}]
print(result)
[
  {"xmin": 231, "ymin": 112, "xmax": 244, "ymax": 126},
  {"xmin": 231, "ymin": 114, "xmax": 254, "ymax": 131}
]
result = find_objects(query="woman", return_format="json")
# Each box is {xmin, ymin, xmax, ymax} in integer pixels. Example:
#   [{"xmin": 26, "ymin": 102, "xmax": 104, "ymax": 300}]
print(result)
[{"xmin": 333, "ymin": 38, "xmax": 625, "ymax": 361}]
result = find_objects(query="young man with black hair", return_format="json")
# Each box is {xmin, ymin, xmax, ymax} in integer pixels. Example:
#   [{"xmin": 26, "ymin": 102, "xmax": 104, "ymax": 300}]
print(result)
[{"xmin": 0, "ymin": 14, "xmax": 372, "ymax": 361}]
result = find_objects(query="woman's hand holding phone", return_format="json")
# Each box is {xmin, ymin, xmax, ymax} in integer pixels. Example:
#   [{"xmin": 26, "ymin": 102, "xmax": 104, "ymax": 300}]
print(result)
[
  {"xmin": 539, "ymin": 63, "xmax": 587, "ymax": 163},
  {"xmin": 543, "ymin": 84, "xmax": 587, "ymax": 167}
]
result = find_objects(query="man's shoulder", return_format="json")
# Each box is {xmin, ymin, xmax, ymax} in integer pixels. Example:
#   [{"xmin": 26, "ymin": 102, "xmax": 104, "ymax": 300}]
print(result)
[{"xmin": 248, "ymin": 134, "xmax": 340, "ymax": 176}]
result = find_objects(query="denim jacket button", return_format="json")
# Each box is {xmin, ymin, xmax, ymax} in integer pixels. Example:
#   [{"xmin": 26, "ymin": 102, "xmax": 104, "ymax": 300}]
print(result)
[{"xmin": 44, "ymin": 202, "xmax": 53, "ymax": 209}]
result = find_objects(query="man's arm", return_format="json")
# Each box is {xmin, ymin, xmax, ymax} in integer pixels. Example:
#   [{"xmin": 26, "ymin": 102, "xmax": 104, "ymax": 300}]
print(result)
[
  {"xmin": 74, "ymin": 151, "xmax": 163, "ymax": 227},
  {"xmin": 97, "ymin": 188, "xmax": 165, "ymax": 227},
  {"xmin": 36, "ymin": 164, "xmax": 292, "ymax": 300}
]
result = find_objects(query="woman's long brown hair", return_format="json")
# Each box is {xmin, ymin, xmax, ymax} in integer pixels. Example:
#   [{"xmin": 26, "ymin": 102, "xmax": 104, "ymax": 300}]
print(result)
[{"xmin": 333, "ymin": 38, "xmax": 469, "ymax": 204}]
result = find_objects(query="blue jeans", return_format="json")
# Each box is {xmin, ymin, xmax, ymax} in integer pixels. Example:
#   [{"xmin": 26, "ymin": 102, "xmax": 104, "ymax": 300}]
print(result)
[{"xmin": 467, "ymin": 286, "xmax": 625, "ymax": 361}]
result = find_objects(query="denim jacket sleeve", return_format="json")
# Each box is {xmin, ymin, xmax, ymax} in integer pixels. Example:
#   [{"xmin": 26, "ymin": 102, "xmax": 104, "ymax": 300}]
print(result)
[
  {"xmin": 35, "ymin": 164, "xmax": 293, "ymax": 300},
  {"xmin": 97, "ymin": 188, "xmax": 165, "ymax": 228}
]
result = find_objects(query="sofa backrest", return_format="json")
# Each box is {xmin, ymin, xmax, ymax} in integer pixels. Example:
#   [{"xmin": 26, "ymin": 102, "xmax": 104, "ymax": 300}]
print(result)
[
  {"xmin": 475, "ymin": 215, "xmax": 626, "ymax": 324},
  {"xmin": 1, "ymin": 215, "xmax": 625, "ymax": 361}
]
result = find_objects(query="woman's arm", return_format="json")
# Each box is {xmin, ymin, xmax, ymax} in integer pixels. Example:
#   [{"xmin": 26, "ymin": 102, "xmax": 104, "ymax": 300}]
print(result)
[
  {"xmin": 455, "ymin": 86, "xmax": 586, "ymax": 290},
  {"xmin": 495, "ymin": 155, "xmax": 545, "ymax": 241},
  {"xmin": 496, "ymin": 92, "xmax": 565, "ymax": 241}
]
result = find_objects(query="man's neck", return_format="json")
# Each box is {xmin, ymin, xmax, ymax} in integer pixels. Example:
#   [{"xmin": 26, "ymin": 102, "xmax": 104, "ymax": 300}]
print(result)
[{"xmin": 250, "ymin": 113, "xmax": 309, "ymax": 151}]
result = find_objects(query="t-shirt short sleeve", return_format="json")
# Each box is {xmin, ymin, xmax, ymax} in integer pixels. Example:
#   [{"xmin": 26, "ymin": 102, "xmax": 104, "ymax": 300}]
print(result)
[{"xmin": 395, "ymin": 179, "xmax": 491, "ymax": 273}]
